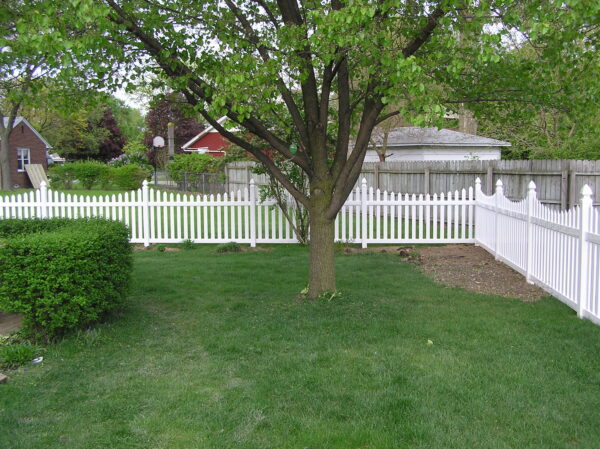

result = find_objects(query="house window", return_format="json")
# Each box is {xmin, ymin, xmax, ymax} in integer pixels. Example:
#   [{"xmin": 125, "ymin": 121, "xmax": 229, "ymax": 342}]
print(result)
[{"xmin": 17, "ymin": 148, "xmax": 30, "ymax": 172}]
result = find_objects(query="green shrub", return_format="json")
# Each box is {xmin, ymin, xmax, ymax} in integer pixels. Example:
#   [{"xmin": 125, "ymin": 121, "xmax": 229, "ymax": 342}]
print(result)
[
  {"xmin": 215, "ymin": 242, "xmax": 242, "ymax": 253},
  {"xmin": 0, "ymin": 218, "xmax": 132, "ymax": 339},
  {"xmin": 110, "ymin": 164, "xmax": 150, "ymax": 190},
  {"xmin": 156, "ymin": 244, "xmax": 166, "ymax": 252},
  {"xmin": 71, "ymin": 161, "xmax": 111, "ymax": 190},
  {"xmin": 0, "ymin": 218, "xmax": 73, "ymax": 238},
  {"xmin": 0, "ymin": 342, "xmax": 39, "ymax": 369},
  {"xmin": 181, "ymin": 239, "xmax": 196, "ymax": 250},
  {"xmin": 50, "ymin": 161, "xmax": 110, "ymax": 190},
  {"xmin": 167, "ymin": 153, "xmax": 218, "ymax": 183},
  {"xmin": 48, "ymin": 164, "xmax": 76, "ymax": 189}
]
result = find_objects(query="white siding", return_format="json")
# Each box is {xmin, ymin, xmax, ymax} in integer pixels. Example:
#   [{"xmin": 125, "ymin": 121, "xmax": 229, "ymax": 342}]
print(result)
[{"xmin": 364, "ymin": 146, "xmax": 502, "ymax": 162}]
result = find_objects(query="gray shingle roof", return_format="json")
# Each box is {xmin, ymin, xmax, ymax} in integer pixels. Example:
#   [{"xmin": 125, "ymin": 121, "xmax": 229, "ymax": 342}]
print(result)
[{"xmin": 385, "ymin": 127, "xmax": 510, "ymax": 147}]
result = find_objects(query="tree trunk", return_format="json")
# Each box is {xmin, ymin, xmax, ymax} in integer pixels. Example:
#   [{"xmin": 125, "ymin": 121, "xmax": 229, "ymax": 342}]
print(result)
[
  {"xmin": 308, "ymin": 210, "xmax": 336, "ymax": 298},
  {"xmin": 0, "ymin": 137, "xmax": 12, "ymax": 190},
  {"xmin": 306, "ymin": 175, "xmax": 337, "ymax": 297}
]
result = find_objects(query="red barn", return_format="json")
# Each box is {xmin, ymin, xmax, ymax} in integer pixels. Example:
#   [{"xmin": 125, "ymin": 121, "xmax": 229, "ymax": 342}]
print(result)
[
  {"xmin": 181, "ymin": 116, "xmax": 236, "ymax": 157},
  {"xmin": 2, "ymin": 117, "xmax": 52, "ymax": 188}
]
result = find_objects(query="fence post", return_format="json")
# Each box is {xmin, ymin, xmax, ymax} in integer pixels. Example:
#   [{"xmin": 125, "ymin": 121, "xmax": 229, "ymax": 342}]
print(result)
[
  {"xmin": 577, "ymin": 184, "xmax": 593, "ymax": 318},
  {"xmin": 39, "ymin": 181, "xmax": 48, "ymax": 219},
  {"xmin": 249, "ymin": 179, "xmax": 257, "ymax": 247},
  {"xmin": 361, "ymin": 178, "xmax": 368, "ymax": 248},
  {"xmin": 142, "ymin": 180, "xmax": 150, "ymax": 247},
  {"xmin": 494, "ymin": 179, "xmax": 503, "ymax": 259},
  {"xmin": 474, "ymin": 178, "xmax": 481, "ymax": 244},
  {"xmin": 526, "ymin": 181, "xmax": 536, "ymax": 284},
  {"xmin": 486, "ymin": 162, "xmax": 494, "ymax": 195}
]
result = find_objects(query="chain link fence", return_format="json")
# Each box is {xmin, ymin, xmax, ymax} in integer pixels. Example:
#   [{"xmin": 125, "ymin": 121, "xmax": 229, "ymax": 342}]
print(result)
[{"xmin": 151, "ymin": 171, "xmax": 227, "ymax": 195}]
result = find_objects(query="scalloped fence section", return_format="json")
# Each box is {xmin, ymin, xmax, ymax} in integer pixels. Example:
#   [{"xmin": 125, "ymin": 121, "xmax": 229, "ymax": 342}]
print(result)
[{"xmin": 475, "ymin": 179, "xmax": 600, "ymax": 326}]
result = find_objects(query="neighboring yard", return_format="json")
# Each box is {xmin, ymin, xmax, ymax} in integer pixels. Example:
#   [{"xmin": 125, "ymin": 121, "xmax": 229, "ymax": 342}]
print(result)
[{"xmin": 1, "ymin": 246, "xmax": 600, "ymax": 448}]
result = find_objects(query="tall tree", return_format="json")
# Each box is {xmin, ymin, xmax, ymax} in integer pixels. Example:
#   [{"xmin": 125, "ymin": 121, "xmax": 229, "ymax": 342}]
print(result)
[
  {"xmin": 97, "ymin": 107, "xmax": 126, "ymax": 161},
  {"xmin": 143, "ymin": 93, "xmax": 204, "ymax": 151},
  {"xmin": 26, "ymin": 0, "xmax": 600, "ymax": 296},
  {"xmin": 0, "ymin": 0, "xmax": 49, "ymax": 189}
]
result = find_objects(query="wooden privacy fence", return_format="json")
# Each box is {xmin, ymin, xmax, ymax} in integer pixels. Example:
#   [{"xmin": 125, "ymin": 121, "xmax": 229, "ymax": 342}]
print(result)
[
  {"xmin": 475, "ymin": 179, "xmax": 600, "ymax": 326},
  {"xmin": 226, "ymin": 160, "xmax": 600, "ymax": 209}
]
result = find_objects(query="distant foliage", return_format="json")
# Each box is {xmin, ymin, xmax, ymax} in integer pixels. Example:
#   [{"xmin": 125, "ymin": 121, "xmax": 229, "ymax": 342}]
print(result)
[
  {"xmin": 97, "ymin": 108, "xmax": 126, "ymax": 162},
  {"xmin": 0, "ymin": 219, "xmax": 132, "ymax": 340},
  {"xmin": 46, "ymin": 164, "xmax": 76, "ymax": 189},
  {"xmin": 49, "ymin": 161, "xmax": 110, "ymax": 190},
  {"xmin": 167, "ymin": 153, "xmax": 218, "ymax": 182},
  {"xmin": 143, "ymin": 92, "xmax": 204, "ymax": 160},
  {"xmin": 110, "ymin": 164, "xmax": 151, "ymax": 190},
  {"xmin": 49, "ymin": 161, "xmax": 149, "ymax": 190}
]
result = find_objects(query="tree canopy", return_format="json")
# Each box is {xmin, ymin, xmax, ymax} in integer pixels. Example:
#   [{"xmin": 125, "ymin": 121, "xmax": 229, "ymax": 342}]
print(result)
[{"xmin": 9, "ymin": 0, "xmax": 600, "ymax": 295}]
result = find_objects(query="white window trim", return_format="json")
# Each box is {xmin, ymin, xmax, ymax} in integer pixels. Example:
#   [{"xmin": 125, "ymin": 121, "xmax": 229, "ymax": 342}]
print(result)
[{"xmin": 17, "ymin": 148, "xmax": 30, "ymax": 172}]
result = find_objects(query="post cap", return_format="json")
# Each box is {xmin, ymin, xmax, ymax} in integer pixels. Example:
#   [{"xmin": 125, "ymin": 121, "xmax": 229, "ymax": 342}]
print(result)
[
  {"xmin": 142, "ymin": 179, "xmax": 148, "ymax": 187},
  {"xmin": 528, "ymin": 180, "xmax": 536, "ymax": 190},
  {"xmin": 581, "ymin": 184, "xmax": 593, "ymax": 197},
  {"xmin": 496, "ymin": 179, "xmax": 503, "ymax": 187},
  {"xmin": 249, "ymin": 178, "xmax": 255, "ymax": 185},
  {"xmin": 361, "ymin": 178, "xmax": 367, "ymax": 184},
  {"xmin": 475, "ymin": 177, "xmax": 481, "ymax": 185},
  {"xmin": 39, "ymin": 181, "xmax": 46, "ymax": 188}
]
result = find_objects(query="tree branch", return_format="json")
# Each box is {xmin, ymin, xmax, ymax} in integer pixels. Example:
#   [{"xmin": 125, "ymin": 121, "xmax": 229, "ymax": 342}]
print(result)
[{"xmin": 402, "ymin": 5, "xmax": 445, "ymax": 58}]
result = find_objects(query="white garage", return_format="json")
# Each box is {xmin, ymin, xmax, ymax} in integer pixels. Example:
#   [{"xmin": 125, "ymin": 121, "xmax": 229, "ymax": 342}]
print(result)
[{"xmin": 364, "ymin": 127, "xmax": 510, "ymax": 162}]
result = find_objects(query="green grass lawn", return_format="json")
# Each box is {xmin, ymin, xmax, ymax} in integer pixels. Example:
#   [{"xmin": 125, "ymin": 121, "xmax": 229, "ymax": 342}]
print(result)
[
  {"xmin": 1, "ymin": 246, "xmax": 600, "ymax": 448},
  {"xmin": 0, "ymin": 188, "xmax": 129, "ymax": 198}
]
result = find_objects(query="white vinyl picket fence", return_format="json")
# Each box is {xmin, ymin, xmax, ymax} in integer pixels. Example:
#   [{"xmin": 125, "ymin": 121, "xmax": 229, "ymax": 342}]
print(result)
[
  {"xmin": 475, "ymin": 178, "xmax": 600, "ymax": 325},
  {"xmin": 1, "ymin": 177, "xmax": 599, "ymax": 326},
  {"xmin": 0, "ymin": 179, "xmax": 476, "ymax": 247}
]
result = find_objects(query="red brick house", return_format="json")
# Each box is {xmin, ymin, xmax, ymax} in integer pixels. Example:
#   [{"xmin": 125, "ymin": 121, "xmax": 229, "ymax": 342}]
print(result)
[
  {"xmin": 180, "ymin": 116, "xmax": 235, "ymax": 157},
  {"xmin": 2, "ymin": 117, "xmax": 52, "ymax": 188}
]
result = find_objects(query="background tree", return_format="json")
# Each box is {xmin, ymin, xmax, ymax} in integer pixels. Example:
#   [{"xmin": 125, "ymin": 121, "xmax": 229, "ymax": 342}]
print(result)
[
  {"xmin": 106, "ymin": 97, "xmax": 145, "ymax": 144},
  {"xmin": 26, "ymin": 0, "xmax": 600, "ymax": 296},
  {"xmin": 0, "ymin": 0, "xmax": 52, "ymax": 189},
  {"xmin": 20, "ymin": 88, "xmax": 140, "ymax": 161},
  {"xmin": 97, "ymin": 107, "xmax": 126, "ymax": 162},
  {"xmin": 143, "ymin": 93, "xmax": 204, "ymax": 152}
]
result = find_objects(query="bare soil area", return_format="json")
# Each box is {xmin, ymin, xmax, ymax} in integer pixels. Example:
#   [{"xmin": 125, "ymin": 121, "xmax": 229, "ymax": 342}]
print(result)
[
  {"xmin": 416, "ymin": 245, "xmax": 546, "ymax": 301},
  {"xmin": 343, "ymin": 244, "xmax": 546, "ymax": 302},
  {"xmin": 0, "ymin": 313, "xmax": 22, "ymax": 335}
]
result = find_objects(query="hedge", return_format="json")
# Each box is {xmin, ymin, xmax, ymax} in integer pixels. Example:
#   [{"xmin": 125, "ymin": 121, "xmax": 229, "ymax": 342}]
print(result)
[
  {"xmin": 110, "ymin": 164, "xmax": 151, "ymax": 190},
  {"xmin": 48, "ymin": 161, "xmax": 111, "ymax": 190},
  {"xmin": 49, "ymin": 162, "xmax": 150, "ymax": 191},
  {"xmin": 166, "ymin": 153, "xmax": 218, "ymax": 183},
  {"xmin": 0, "ymin": 218, "xmax": 132, "ymax": 339},
  {"xmin": 0, "ymin": 218, "xmax": 73, "ymax": 238}
]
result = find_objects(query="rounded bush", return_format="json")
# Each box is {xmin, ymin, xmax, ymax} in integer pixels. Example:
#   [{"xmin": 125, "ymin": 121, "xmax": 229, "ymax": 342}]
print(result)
[
  {"xmin": 0, "ymin": 218, "xmax": 132, "ymax": 339},
  {"xmin": 110, "ymin": 164, "xmax": 151, "ymax": 190}
]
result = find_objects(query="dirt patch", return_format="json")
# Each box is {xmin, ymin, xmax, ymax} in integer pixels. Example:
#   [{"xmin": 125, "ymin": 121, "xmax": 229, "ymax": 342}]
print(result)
[
  {"xmin": 417, "ymin": 245, "xmax": 546, "ymax": 302},
  {"xmin": 0, "ymin": 313, "xmax": 23, "ymax": 335},
  {"xmin": 132, "ymin": 245, "xmax": 181, "ymax": 252},
  {"xmin": 341, "ymin": 244, "xmax": 545, "ymax": 301},
  {"xmin": 241, "ymin": 246, "xmax": 272, "ymax": 253},
  {"xmin": 343, "ymin": 245, "xmax": 417, "ymax": 259}
]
